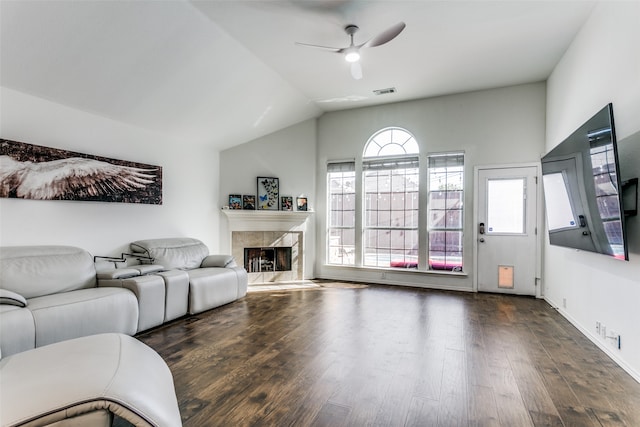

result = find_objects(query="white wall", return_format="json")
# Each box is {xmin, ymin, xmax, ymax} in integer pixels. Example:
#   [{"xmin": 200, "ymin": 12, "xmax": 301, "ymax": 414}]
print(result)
[
  {"xmin": 315, "ymin": 83, "xmax": 547, "ymax": 290},
  {"xmin": 0, "ymin": 88, "xmax": 222, "ymax": 255},
  {"xmin": 218, "ymin": 119, "xmax": 317, "ymax": 277},
  {"xmin": 545, "ymin": 2, "xmax": 640, "ymax": 381}
]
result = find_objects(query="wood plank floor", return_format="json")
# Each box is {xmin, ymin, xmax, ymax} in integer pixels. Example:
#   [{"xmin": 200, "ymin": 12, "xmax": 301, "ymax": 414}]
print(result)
[{"xmin": 136, "ymin": 282, "xmax": 640, "ymax": 427}]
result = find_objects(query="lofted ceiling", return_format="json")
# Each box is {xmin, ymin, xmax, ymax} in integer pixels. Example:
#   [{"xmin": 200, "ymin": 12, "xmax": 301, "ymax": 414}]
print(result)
[{"xmin": 1, "ymin": 0, "xmax": 596, "ymax": 150}]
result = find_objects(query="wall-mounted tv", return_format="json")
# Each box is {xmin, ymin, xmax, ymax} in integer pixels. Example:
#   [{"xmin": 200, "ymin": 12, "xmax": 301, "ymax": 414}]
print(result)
[{"xmin": 541, "ymin": 103, "xmax": 628, "ymax": 260}]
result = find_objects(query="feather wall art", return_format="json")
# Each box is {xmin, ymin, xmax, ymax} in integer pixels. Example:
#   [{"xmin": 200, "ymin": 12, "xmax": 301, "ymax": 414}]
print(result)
[{"xmin": 0, "ymin": 139, "xmax": 162, "ymax": 204}]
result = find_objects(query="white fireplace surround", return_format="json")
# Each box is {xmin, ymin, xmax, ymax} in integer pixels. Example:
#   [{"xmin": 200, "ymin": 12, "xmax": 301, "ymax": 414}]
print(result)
[{"xmin": 222, "ymin": 210, "xmax": 314, "ymax": 284}]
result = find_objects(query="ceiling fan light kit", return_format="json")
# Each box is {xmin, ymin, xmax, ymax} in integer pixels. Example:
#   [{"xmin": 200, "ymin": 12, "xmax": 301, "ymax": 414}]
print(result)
[
  {"xmin": 344, "ymin": 47, "xmax": 360, "ymax": 63},
  {"xmin": 295, "ymin": 22, "xmax": 406, "ymax": 79}
]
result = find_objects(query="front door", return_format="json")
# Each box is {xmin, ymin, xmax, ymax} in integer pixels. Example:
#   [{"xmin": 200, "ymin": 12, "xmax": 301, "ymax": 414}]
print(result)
[{"xmin": 476, "ymin": 166, "xmax": 539, "ymax": 295}]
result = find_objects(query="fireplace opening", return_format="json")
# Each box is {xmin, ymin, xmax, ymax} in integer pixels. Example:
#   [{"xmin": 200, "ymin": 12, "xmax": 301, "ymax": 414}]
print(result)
[{"xmin": 244, "ymin": 247, "xmax": 292, "ymax": 273}]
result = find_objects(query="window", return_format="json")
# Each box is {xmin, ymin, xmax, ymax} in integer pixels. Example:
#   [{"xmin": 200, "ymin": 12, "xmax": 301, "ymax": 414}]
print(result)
[
  {"xmin": 486, "ymin": 178, "xmax": 526, "ymax": 234},
  {"xmin": 427, "ymin": 153, "xmax": 464, "ymax": 271},
  {"xmin": 325, "ymin": 128, "xmax": 465, "ymax": 274},
  {"xmin": 363, "ymin": 128, "xmax": 419, "ymax": 268},
  {"xmin": 327, "ymin": 161, "xmax": 356, "ymax": 265}
]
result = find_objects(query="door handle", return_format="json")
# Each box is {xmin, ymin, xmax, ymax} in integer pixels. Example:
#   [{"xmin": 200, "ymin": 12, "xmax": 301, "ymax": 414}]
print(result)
[
  {"xmin": 479, "ymin": 222, "xmax": 485, "ymax": 235},
  {"xmin": 479, "ymin": 238, "xmax": 485, "ymax": 243}
]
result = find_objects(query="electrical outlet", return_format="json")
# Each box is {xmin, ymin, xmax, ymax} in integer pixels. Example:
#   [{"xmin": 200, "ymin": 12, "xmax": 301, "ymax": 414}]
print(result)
[
  {"xmin": 596, "ymin": 321, "xmax": 601, "ymax": 334},
  {"xmin": 601, "ymin": 325, "xmax": 607, "ymax": 338},
  {"xmin": 562, "ymin": 298, "xmax": 567, "ymax": 308},
  {"xmin": 609, "ymin": 330, "xmax": 622, "ymax": 350},
  {"xmin": 381, "ymin": 272, "xmax": 386, "ymax": 280}
]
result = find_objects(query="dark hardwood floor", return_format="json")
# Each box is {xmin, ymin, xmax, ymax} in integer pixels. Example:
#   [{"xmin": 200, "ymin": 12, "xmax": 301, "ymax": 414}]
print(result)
[{"xmin": 137, "ymin": 282, "xmax": 640, "ymax": 427}]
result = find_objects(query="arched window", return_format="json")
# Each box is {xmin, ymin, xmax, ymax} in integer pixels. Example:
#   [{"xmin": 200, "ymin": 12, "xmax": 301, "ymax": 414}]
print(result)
[
  {"xmin": 362, "ymin": 128, "xmax": 419, "ymax": 268},
  {"xmin": 363, "ymin": 127, "xmax": 419, "ymax": 157}
]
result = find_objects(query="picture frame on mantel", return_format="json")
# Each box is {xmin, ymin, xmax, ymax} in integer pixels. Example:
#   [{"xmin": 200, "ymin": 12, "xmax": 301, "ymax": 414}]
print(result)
[
  {"xmin": 242, "ymin": 195, "xmax": 256, "ymax": 210},
  {"xmin": 281, "ymin": 196, "xmax": 293, "ymax": 211},
  {"xmin": 296, "ymin": 197, "xmax": 308, "ymax": 211},
  {"xmin": 257, "ymin": 177, "xmax": 279, "ymax": 210},
  {"xmin": 228, "ymin": 194, "xmax": 242, "ymax": 210}
]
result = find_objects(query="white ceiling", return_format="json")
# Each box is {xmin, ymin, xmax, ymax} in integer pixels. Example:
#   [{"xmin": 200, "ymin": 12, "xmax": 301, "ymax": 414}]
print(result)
[{"xmin": 1, "ymin": 0, "xmax": 596, "ymax": 150}]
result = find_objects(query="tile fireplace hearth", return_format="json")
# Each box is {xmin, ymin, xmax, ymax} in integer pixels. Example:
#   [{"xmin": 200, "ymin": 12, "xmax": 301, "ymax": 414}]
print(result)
[
  {"xmin": 235, "ymin": 231, "xmax": 301, "ymax": 283},
  {"xmin": 222, "ymin": 210, "xmax": 313, "ymax": 284}
]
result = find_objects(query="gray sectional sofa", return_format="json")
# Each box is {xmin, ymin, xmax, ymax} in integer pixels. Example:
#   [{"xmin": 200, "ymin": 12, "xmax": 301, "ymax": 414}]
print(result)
[
  {"xmin": 0, "ymin": 238, "xmax": 248, "ymax": 427},
  {"xmin": 129, "ymin": 237, "xmax": 248, "ymax": 315},
  {"xmin": 0, "ymin": 238, "xmax": 247, "ymax": 357},
  {"xmin": 0, "ymin": 245, "xmax": 139, "ymax": 357}
]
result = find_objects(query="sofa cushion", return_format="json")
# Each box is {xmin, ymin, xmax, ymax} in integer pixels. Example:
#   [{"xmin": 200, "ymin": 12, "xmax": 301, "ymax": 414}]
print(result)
[
  {"xmin": 0, "ymin": 246, "xmax": 96, "ymax": 299},
  {"xmin": 28, "ymin": 288, "xmax": 138, "ymax": 347},
  {"xmin": 0, "ymin": 289, "xmax": 27, "ymax": 307},
  {"xmin": 131, "ymin": 238, "xmax": 209, "ymax": 270}
]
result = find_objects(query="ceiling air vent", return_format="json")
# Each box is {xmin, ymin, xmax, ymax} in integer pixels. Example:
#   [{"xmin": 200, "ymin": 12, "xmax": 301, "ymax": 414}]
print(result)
[{"xmin": 373, "ymin": 87, "xmax": 396, "ymax": 96}]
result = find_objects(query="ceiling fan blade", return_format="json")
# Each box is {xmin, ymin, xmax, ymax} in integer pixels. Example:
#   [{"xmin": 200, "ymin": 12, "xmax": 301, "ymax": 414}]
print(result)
[
  {"xmin": 350, "ymin": 61, "xmax": 363, "ymax": 80},
  {"xmin": 294, "ymin": 41, "xmax": 342, "ymax": 53},
  {"xmin": 361, "ymin": 22, "xmax": 406, "ymax": 49}
]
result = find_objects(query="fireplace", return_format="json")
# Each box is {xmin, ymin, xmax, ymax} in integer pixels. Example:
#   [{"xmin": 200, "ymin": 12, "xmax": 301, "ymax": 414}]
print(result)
[
  {"xmin": 244, "ymin": 247, "xmax": 292, "ymax": 273},
  {"xmin": 232, "ymin": 230, "xmax": 302, "ymax": 283},
  {"xmin": 222, "ymin": 210, "xmax": 313, "ymax": 284}
]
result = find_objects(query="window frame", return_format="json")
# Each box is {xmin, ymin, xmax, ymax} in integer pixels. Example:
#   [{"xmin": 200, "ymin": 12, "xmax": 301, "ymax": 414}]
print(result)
[
  {"xmin": 426, "ymin": 152, "xmax": 465, "ymax": 272},
  {"xmin": 362, "ymin": 128, "xmax": 420, "ymax": 269},
  {"xmin": 326, "ymin": 161, "xmax": 356, "ymax": 266}
]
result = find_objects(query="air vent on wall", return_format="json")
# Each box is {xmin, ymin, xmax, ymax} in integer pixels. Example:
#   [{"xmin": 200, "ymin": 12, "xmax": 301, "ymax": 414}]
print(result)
[{"xmin": 373, "ymin": 87, "xmax": 396, "ymax": 96}]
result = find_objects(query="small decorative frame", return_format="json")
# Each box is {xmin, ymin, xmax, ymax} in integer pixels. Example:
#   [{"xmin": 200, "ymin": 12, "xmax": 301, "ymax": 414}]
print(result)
[
  {"xmin": 281, "ymin": 196, "xmax": 293, "ymax": 211},
  {"xmin": 296, "ymin": 197, "xmax": 308, "ymax": 211},
  {"xmin": 257, "ymin": 177, "xmax": 279, "ymax": 210},
  {"xmin": 242, "ymin": 195, "xmax": 256, "ymax": 210},
  {"xmin": 228, "ymin": 194, "xmax": 242, "ymax": 210}
]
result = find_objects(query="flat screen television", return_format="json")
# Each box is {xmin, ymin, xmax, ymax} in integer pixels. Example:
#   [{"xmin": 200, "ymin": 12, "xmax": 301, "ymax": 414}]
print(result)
[{"xmin": 541, "ymin": 103, "xmax": 628, "ymax": 260}]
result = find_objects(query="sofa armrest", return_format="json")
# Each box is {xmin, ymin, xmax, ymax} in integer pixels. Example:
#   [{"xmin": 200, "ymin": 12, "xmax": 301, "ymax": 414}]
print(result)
[
  {"xmin": 0, "ymin": 333, "xmax": 182, "ymax": 427},
  {"xmin": 200, "ymin": 254, "xmax": 237, "ymax": 268},
  {"xmin": 96, "ymin": 268, "xmax": 141, "ymax": 280},
  {"xmin": 98, "ymin": 276, "xmax": 165, "ymax": 332},
  {"xmin": 0, "ymin": 289, "xmax": 27, "ymax": 307},
  {"xmin": 134, "ymin": 264, "xmax": 165, "ymax": 275}
]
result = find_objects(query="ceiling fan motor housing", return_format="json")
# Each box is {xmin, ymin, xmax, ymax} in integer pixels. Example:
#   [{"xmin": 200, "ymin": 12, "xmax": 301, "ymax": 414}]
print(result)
[{"xmin": 345, "ymin": 24, "xmax": 359, "ymax": 36}]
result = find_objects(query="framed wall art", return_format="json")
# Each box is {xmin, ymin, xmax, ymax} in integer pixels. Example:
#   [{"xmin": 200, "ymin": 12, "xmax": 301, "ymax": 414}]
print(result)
[
  {"xmin": 257, "ymin": 177, "xmax": 279, "ymax": 210},
  {"xmin": 228, "ymin": 194, "xmax": 242, "ymax": 209},
  {"xmin": 281, "ymin": 196, "xmax": 293, "ymax": 211},
  {"xmin": 296, "ymin": 197, "xmax": 308, "ymax": 211},
  {"xmin": 0, "ymin": 138, "xmax": 162, "ymax": 204},
  {"xmin": 243, "ymin": 194, "xmax": 256, "ymax": 210}
]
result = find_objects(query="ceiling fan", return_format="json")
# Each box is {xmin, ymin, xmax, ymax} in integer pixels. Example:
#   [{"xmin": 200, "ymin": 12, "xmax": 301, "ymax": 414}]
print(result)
[{"xmin": 295, "ymin": 22, "xmax": 406, "ymax": 80}]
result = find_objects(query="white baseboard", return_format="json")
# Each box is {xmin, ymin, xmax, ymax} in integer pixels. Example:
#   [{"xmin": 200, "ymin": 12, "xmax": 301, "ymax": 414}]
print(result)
[{"xmin": 544, "ymin": 296, "xmax": 640, "ymax": 384}]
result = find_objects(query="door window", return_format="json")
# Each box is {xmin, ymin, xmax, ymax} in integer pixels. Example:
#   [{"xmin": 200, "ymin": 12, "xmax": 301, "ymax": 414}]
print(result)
[{"xmin": 487, "ymin": 178, "xmax": 526, "ymax": 234}]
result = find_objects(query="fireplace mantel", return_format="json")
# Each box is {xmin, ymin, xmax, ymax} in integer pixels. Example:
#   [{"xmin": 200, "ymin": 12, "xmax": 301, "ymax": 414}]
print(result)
[
  {"xmin": 222, "ymin": 209, "xmax": 313, "ymax": 220},
  {"xmin": 222, "ymin": 209, "xmax": 314, "ymax": 231}
]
